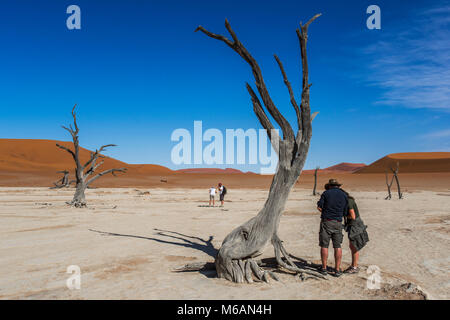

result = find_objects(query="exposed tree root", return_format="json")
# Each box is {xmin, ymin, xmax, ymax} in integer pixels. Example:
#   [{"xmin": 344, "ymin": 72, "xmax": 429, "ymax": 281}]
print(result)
[
  {"xmin": 174, "ymin": 236, "xmax": 326, "ymax": 283},
  {"xmin": 66, "ymin": 200, "xmax": 87, "ymax": 208},
  {"xmin": 272, "ymin": 235, "xmax": 327, "ymax": 280}
]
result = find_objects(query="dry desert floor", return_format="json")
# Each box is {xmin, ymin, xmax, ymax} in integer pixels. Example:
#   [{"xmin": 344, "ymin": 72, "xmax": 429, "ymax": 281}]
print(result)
[{"xmin": 0, "ymin": 187, "xmax": 449, "ymax": 299}]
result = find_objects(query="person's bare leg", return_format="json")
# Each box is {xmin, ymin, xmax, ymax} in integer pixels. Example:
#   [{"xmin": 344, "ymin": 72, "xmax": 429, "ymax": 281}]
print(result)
[
  {"xmin": 334, "ymin": 247, "xmax": 342, "ymax": 271},
  {"xmin": 320, "ymin": 247, "xmax": 328, "ymax": 269},
  {"xmin": 349, "ymin": 243, "xmax": 359, "ymax": 267}
]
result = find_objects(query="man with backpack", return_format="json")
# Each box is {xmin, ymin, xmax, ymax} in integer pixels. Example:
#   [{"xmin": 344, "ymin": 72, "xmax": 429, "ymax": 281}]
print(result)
[{"xmin": 218, "ymin": 183, "xmax": 227, "ymax": 207}]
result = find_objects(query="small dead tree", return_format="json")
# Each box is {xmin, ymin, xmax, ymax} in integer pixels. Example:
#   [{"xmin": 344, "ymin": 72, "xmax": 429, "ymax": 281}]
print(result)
[
  {"xmin": 313, "ymin": 166, "xmax": 320, "ymax": 196},
  {"xmin": 385, "ymin": 162, "xmax": 402, "ymax": 200},
  {"xmin": 50, "ymin": 170, "xmax": 71, "ymax": 189},
  {"xmin": 391, "ymin": 162, "xmax": 403, "ymax": 199},
  {"xmin": 384, "ymin": 170, "xmax": 394, "ymax": 200},
  {"xmin": 194, "ymin": 15, "xmax": 324, "ymax": 283},
  {"xmin": 56, "ymin": 105, "xmax": 127, "ymax": 207}
]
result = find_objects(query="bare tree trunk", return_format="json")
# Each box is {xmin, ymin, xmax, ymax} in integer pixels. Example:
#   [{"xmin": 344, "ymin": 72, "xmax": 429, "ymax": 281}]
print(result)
[
  {"xmin": 313, "ymin": 166, "xmax": 319, "ymax": 196},
  {"xmin": 384, "ymin": 170, "xmax": 394, "ymax": 200},
  {"xmin": 57, "ymin": 105, "xmax": 127, "ymax": 207},
  {"xmin": 72, "ymin": 181, "xmax": 87, "ymax": 206},
  {"xmin": 196, "ymin": 14, "xmax": 324, "ymax": 283},
  {"xmin": 394, "ymin": 173, "xmax": 402, "ymax": 199},
  {"xmin": 391, "ymin": 162, "xmax": 403, "ymax": 199}
]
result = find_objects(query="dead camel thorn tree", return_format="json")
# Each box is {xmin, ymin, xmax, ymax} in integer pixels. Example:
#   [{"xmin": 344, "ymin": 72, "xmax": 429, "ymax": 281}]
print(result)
[
  {"xmin": 313, "ymin": 166, "xmax": 320, "ymax": 196},
  {"xmin": 384, "ymin": 169, "xmax": 394, "ymax": 200},
  {"xmin": 385, "ymin": 162, "xmax": 402, "ymax": 200},
  {"xmin": 56, "ymin": 105, "xmax": 127, "ymax": 207},
  {"xmin": 50, "ymin": 170, "xmax": 72, "ymax": 189},
  {"xmin": 189, "ymin": 14, "xmax": 324, "ymax": 283},
  {"xmin": 391, "ymin": 162, "xmax": 402, "ymax": 199}
]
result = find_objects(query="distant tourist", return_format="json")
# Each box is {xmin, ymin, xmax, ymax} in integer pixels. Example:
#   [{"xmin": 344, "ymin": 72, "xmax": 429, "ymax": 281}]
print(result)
[
  {"xmin": 218, "ymin": 183, "xmax": 227, "ymax": 207},
  {"xmin": 316, "ymin": 179, "xmax": 348, "ymax": 277},
  {"xmin": 209, "ymin": 186, "xmax": 217, "ymax": 207},
  {"xmin": 342, "ymin": 191, "xmax": 369, "ymax": 274}
]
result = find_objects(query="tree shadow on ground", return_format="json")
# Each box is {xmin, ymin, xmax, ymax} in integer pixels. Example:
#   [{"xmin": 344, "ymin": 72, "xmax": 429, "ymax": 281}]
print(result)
[
  {"xmin": 88, "ymin": 228, "xmax": 323, "ymax": 280},
  {"xmin": 257, "ymin": 256, "xmax": 322, "ymax": 274},
  {"xmin": 89, "ymin": 228, "xmax": 218, "ymax": 278},
  {"xmin": 88, "ymin": 228, "xmax": 218, "ymax": 258}
]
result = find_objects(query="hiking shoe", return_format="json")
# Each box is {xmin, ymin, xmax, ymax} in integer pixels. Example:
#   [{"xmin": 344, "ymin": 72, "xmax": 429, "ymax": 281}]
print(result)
[
  {"xmin": 332, "ymin": 269, "xmax": 343, "ymax": 277},
  {"xmin": 318, "ymin": 266, "xmax": 328, "ymax": 275},
  {"xmin": 344, "ymin": 266, "xmax": 360, "ymax": 274}
]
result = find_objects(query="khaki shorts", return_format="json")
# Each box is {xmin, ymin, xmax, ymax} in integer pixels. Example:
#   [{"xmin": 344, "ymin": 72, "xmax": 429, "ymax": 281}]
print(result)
[
  {"xmin": 319, "ymin": 219, "xmax": 344, "ymax": 248},
  {"xmin": 209, "ymin": 195, "xmax": 214, "ymax": 200}
]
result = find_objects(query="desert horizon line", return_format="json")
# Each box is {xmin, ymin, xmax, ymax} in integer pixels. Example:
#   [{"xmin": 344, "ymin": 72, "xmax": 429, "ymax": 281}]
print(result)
[{"xmin": 1, "ymin": 138, "xmax": 449, "ymax": 174}]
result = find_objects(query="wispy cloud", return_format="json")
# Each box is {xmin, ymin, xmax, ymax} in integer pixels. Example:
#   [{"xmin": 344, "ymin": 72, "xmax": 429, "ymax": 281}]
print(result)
[
  {"xmin": 363, "ymin": 4, "xmax": 450, "ymax": 111},
  {"xmin": 418, "ymin": 128, "xmax": 450, "ymax": 152},
  {"xmin": 421, "ymin": 128, "xmax": 450, "ymax": 139}
]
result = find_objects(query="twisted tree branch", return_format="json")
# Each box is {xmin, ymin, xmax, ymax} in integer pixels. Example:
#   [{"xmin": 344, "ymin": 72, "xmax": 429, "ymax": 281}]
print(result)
[
  {"xmin": 86, "ymin": 168, "xmax": 127, "ymax": 187},
  {"xmin": 196, "ymin": 20, "xmax": 295, "ymax": 142}
]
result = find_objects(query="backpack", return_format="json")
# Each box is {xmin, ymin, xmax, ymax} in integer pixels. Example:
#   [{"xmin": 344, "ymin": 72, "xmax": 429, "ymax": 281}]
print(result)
[{"xmin": 222, "ymin": 186, "xmax": 227, "ymax": 195}]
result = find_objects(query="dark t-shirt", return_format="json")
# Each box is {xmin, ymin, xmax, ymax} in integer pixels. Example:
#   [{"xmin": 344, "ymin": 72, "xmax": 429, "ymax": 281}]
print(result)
[
  {"xmin": 347, "ymin": 197, "xmax": 360, "ymax": 220},
  {"xmin": 317, "ymin": 187, "xmax": 348, "ymax": 222}
]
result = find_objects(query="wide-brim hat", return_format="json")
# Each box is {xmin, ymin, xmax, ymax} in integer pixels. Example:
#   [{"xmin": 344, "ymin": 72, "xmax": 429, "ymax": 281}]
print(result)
[{"xmin": 325, "ymin": 179, "xmax": 342, "ymax": 188}]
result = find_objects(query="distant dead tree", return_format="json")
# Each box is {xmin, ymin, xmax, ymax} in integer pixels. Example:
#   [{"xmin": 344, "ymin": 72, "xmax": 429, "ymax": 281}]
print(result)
[
  {"xmin": 50, "ymin": 170, "xmax": 73, "ymax": 189},
  {"xmin": 313, "ymin": 166, "xmax": 320, "ymax": 196},
  {"xmin": 56, "ymin": 105, "xmax": 127, "ymax": 207},
  {"xmin": 187, "ymin": 14, "xmax": 324, "ymax": 283},
  {"xmin": 384, "ymin": 170, "xmax": 394, "ymax": 200},
  {"xmin": 385, "ymin": 162, "xmax": 402, "ymax": 200},
  {"xmin": 391, "ymin": 162, "xmax": 403, "ymax": 199}
]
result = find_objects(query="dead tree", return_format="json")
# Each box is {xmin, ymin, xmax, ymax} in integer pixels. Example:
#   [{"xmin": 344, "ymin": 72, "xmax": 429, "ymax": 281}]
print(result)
[
  {"xmin": 56, "ymin": 105, "xmax": 127, "ymax": 207},
  {"xmin": 391, "ymin": 162, "xmax": 403, "ymax": 199},
  {"xmin": 384, "ymin": 170, "xmax": 394, "ymax": 200},
  {"xmin": 313, "ymin": 166, "xmax": 319, "ymax": 196},
  {"xmin": 384, "ymin": 162, "xmax": 402, "ymax": 200},
  {"xmin": 50, "ymin": 170, "xmax": 71, "ymax": 189},
  {"xmin": 194, "ymin": 15, "xmax": 324, "ymax": 283}
]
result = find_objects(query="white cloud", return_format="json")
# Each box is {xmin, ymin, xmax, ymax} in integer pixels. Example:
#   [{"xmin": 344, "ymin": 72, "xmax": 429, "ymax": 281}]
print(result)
[
  {"xmin": 363, "ymin": 4, "xmax": 450, "ymax": 111},
  {"xmin": 421, "ymin": 129, "xmax": 450, "ymax": 139}
]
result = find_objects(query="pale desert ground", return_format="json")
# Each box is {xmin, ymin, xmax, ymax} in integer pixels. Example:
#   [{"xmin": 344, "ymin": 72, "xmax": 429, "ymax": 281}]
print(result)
[{"xmin": 0, "ymin": 186, "xmax": 449, "ymax": 300}]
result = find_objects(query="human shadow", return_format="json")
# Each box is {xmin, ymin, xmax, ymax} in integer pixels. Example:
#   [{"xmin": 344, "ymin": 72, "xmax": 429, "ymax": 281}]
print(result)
[{"xmin": 88, "ymin": 228, "xmax": 218, "ymax": 259}]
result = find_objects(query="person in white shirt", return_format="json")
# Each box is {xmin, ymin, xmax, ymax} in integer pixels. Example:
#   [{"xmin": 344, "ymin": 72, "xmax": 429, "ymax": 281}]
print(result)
[{"xmin": 209, "ymin": 186, "xmax": 216, "ymax": 207}]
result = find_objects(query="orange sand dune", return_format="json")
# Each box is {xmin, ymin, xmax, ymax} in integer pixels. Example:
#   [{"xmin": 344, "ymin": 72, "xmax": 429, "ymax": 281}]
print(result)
[
  {"xmin": 1, "ymin": 139, "xmax": 449, "ymax": 191},
  {"xmin": 0, "ymin": 139, "xmax": 128, "ymax": 172},
  {"xmin": 355, "ymin": 152, "xmax": 450, "ymax": 173},
  {"xmin": 177, "ymin": 168, "xmax": 244, "ymax": 174},
  {"xmin": 304, "ymin": 162, "xmax": 367, "ymax": 174},
  {"xmin": 0, "ymin": 139, "xmax": 172, "ymax": 181},
  {"xmin": 324, "ymin": 162, "xmax": 367, "ymax": 172}
]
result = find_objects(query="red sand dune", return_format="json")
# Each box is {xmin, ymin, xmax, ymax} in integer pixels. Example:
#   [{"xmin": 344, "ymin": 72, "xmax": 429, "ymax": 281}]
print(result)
[
  {"xmin": 0, "ymin": 139, "xmax": 173, "ymax": 174},
  {"xmin": 177, "ymin": 168, "xmax": 244, "ymax": 174},
  {"xmin": 0, "ymin": 139, "xmax": 128, "ymax": 172},
  {"xmin": 1, "ymin": 139, "xmax": 449, "ymax": 190},
  {"xmin": 323, "ymin": 162, "xmax": 367, "ymax": 172},
  {"xmin": 303, "ymin": 162, "xmax": 367, "ymax": 174},
  {"xmin": 355, "ymin": 152, "xmax": 450, "ymax": 173}
]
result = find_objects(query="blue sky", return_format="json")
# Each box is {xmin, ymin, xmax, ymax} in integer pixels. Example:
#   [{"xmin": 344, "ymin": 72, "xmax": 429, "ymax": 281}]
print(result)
[{"xmin": 0, "ymin": 0, "xmax": 448, "ymax": 172}]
